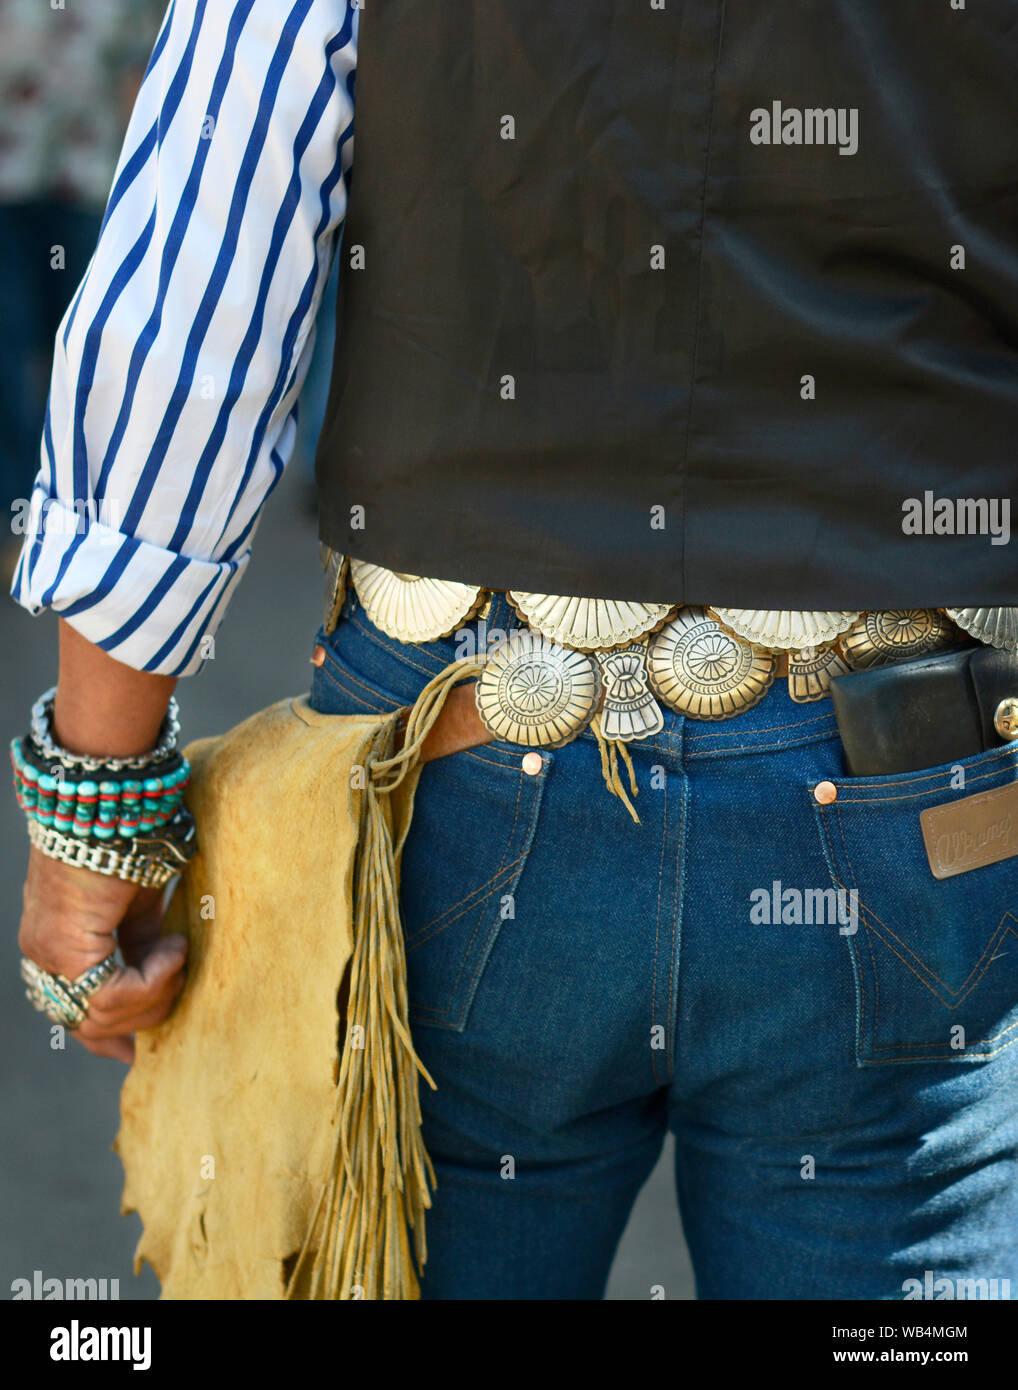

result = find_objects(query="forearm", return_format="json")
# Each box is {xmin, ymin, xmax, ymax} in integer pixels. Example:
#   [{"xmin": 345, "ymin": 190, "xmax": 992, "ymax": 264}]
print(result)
[
  {"xmin": 53, "ymin": 621, "xmax": 177, "ymax": 758},
  {"xmin": 19, "ymin": 623, "xmax": 187, "ymax": 1063}
]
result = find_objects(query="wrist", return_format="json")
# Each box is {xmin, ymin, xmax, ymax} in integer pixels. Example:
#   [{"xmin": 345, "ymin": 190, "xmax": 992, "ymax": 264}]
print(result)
[{"xmin": 54, "ymin": 619, "xmax": 176, "ymax": 758}]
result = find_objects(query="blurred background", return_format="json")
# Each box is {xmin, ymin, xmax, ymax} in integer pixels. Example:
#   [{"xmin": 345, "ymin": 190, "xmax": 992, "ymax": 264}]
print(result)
[{"xmin": 0, "ymin": 0, "xmax": 693, "ymax": 1301}]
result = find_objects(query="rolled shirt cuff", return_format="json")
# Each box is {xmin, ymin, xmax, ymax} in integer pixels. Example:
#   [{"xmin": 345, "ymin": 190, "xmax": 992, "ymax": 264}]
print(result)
[{"xmin": 9, "ymin": 493, "xmax": 249, "ymax": 677}]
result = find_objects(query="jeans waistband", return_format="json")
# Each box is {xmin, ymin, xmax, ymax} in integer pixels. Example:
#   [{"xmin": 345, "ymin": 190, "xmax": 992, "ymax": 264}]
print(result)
[{"xmin": 323, "ymin": 588, "xmax": 842, "ymax": 763}]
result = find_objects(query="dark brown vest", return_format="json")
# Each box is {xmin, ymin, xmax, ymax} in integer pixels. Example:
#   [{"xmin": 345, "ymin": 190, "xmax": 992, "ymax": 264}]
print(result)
[{"xmin": 316, "ymin": 0, "xmax": 1018, "ymax": 606}]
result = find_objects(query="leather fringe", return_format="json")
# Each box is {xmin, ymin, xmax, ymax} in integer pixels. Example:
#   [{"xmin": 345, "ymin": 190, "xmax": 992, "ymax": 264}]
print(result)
[
  {"xmin": 285, "ymin": 657, "xmax": 485, "ymax": 1300},
  {"xmin": 592, "ymin": 712, "xmax": 641, "ymax": 824}
]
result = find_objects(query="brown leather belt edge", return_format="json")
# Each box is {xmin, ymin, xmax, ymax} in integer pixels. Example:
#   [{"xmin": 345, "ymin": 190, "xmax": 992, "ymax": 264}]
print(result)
[
  {"xmin": 405, "ymin": 656, "xmax": 791, "ymax": 764},
  {"xmin": 400, "ymin": 680, "xmax": 493, "ymax": 765}
]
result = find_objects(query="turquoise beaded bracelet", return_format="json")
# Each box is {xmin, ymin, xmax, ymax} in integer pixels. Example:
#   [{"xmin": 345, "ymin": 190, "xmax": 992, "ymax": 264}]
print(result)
[{"xmin": 10, "ymin": 736, "xmax": 190, "ymax": 841}]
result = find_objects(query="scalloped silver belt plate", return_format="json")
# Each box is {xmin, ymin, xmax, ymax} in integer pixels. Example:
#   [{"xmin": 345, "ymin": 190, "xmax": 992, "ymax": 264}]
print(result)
[{"xmin": 323, "ymin": 552, "xmax": 1017, "ymax": 748}]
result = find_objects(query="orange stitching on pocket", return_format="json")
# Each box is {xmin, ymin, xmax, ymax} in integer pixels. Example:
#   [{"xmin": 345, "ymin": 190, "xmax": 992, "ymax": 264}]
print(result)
[
  {"xmin": 858, "ymin": 1035, "xmax": 1018, "ymax": 1064},
  {"xmin": 408, "ymin": 766, "xmax": 525, "ymax": 937},
  {"xmin": 834, "ymin": 798, "xmax": 1018, "ymax": 999},
  {"xmin": 406, "ymin": 851, "xmax": 531, "ymax": 949},
  {"xmin": 818, "ymin": 806, "xmax": 869, "ymax": 1056},
  {"xmin": 835, "ymin": 748, "xmax": 1018, "ymax": 802},
  {"xmin": 687, "ymin": 710, "xmax": 836, "ymax": 741},
  {"xmin": 820, "ymin": 803, "xmax": 1018, "ymax": 1054}
]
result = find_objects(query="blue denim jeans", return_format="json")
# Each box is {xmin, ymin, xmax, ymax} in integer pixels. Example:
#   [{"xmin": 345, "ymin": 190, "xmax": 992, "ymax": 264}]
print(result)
[{"xmin": 310, "ymin": 590, "xmax": 1018, "ymax": 1300}]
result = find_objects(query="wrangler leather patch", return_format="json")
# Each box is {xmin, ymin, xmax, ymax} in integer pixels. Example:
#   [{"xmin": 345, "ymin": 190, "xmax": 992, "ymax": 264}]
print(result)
[{"xmin": 920, "ymin": 779, "xmax": 1018, "ymax": 880}]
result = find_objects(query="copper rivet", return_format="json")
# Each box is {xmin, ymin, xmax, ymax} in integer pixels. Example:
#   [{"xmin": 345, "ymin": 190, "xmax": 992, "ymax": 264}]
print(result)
[
  {"xmin": 521, "ymin": 752, "xmax": 543, "ymax": 776},
  {"xmin": 310, "ymin": 645, "xmax": 326, "ymax": 667},
  {"xmin": 813, "ymin": 780, "xmax": 838, "ymax": 805}
]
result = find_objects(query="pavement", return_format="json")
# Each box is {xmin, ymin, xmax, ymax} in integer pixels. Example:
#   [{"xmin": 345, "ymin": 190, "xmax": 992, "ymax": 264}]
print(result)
[{"xmin": 0, "ymin": 464, "xmax": 694, "ymax": 1301}]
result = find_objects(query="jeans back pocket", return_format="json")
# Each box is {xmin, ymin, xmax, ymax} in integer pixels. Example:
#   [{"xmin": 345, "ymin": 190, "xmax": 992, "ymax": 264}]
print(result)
[
  {"xmin": 813, "ymin": 745, "xmax": 1018, "ymax": 1066},
  {"xmin": 399, "ymin": 742, "xmax": 547, "ymax": 1032},
  {"xmin": 310, "ymin": 627, "xmax": 549, "ymax": 1034}
]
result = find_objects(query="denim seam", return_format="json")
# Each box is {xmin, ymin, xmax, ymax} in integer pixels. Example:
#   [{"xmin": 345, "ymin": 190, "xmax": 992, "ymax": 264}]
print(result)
[
  {"xmin": 685, "ymin": 710, "xmax": 836, "ymax": 741},
  {"xmin": 832, "ymin": 743, "xmax": 1017, "ymax": 792},
  {"xmin": 409, "ymin": 774, "xmax": 526, "ymax": 938},
  {"xmin": 650, "ymin": 772, "xmax": 671, "ymax": 1086},
  {"xmin": 346, "ymin": 609, "xmax": 457, "ymax": 671},
  {"xmin": 317, "ymin": 656, "xmax": 395, "ymax": 714},
  {"xmin": 666, "ymin": 773, "xmax": 688, "ymax": 1088},
  {"xmin": 684, "ymin": 730, "xmax": 841, "ymax": 760},
  {"xmin": 856, "ymin": 1037, "xmax": 1018, "ymax": 1063},
  {"xmin": 407, "ymin": 853, "xmax": 531, "ymax": 951}
]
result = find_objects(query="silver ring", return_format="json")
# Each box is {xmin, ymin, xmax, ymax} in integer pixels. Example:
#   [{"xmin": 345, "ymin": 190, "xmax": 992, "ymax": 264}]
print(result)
[{"xmin": 20, "ymin": 952, "xmax": 118, "ymax": 1029}]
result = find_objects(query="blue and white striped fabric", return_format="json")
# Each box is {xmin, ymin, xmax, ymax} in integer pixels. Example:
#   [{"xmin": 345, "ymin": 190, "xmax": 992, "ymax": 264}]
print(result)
[{"xmin": 11, "ymin": 0, "xmax": 357, "ymax": 676}]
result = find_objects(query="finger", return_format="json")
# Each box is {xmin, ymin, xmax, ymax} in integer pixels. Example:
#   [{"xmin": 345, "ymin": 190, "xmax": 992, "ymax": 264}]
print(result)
[
  {"xmin": 91, "ymin": 935, "xmax": 188, "ymax": 1014},
  {"xmin": 84, "ymin": 950, "xmax": 187, "ymax": 1029},
  {"xmin": 76, "ymin": 981, "xmax": 182, "ymax": 1042},
  {"xmin": 75, "ymin": 1031, "xmax": 134, "ymax": 1064},
  {"xmin": 76, "ymin": 971, "xmax": 185, "ymax": 1045},
  {"xmin": 88, "ymin": 972, "xmax": 187, "ymax": 1034},
  {"xmin": 117, "ymin": 887, "xmax": 172, "ymax": 961}
]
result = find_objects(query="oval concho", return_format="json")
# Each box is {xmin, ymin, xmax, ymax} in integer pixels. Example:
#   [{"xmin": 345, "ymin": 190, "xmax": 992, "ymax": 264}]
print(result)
[
  {"xmin": 507, "ymin": 592, "xmax": 675, "ymax": 652},
  {"xmin": 349, "ymin": 560, "xmax": 487, "ymax": 642},
  {"xmin": 475, "ymin": 630, "xmax": 601, "ymax": 748},
  {"xmin": 710, "ymin": 607, "xmax": 859, "ymax": 651},
  {"xmin": 944, "ymin": 607, "xmax": 1018, "ymax": 654},
  {"xmin": 647, "ymin": 608, "xmax": 777, "ymax": 720},
  {"xmin": 840, "ymin": 609, "xmax": 957, "ymax": 669}
]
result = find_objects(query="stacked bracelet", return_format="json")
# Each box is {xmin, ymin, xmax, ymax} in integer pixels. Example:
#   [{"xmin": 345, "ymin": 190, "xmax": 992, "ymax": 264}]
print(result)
[
  {"xmin": 28, "ymin": 686, "xmax": 181, "ymax": 772},
  {"xmin": 25, "ymin": 813, "xmax": 196, "ymax": 889},
  {"xmin": 11, "ymin": 687, "xmax": 198, "ymax": 887},
  {"xmin": 10, "ymin": 738, "xmax": 189, "ymax": 838}
]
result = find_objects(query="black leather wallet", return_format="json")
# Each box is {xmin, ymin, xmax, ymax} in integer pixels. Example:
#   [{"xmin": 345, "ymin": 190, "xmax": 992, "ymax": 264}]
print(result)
[{"xmin": 829, "ymin": 646, "xmax": 1018, "ymax": 776}]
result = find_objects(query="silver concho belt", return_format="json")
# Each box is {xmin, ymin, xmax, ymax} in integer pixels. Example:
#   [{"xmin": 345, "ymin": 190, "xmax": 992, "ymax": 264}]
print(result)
[{"xmin": 321, "ymin": 549, "xmax": 1016, "ymax": 752}]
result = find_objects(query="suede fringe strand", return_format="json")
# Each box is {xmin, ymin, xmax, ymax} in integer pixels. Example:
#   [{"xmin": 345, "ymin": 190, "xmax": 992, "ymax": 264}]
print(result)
[{"xmin": 285, "ymin": 657, "xmax": 485, "ymax": 1300}]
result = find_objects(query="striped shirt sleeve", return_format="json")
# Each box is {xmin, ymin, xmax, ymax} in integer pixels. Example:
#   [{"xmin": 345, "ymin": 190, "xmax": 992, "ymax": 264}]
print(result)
[{"xmin": 10, "ymin": 0, "xmax": 357, "ymax": 676}]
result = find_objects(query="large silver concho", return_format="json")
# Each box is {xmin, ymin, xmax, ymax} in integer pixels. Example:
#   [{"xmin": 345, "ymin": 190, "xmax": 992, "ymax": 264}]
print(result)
[
  {"xmin": 474, "ymin": 630, "xmax": 602, "ymax": 748},
  {"xmin": 647, "ymin": 608, "xmax": 777, "ymax": 719},
  {"xmin": 840, "ymin": 608, "xmax": 958, "ymax": 669},
  {"xmin": 944, "ymin": 607, "xmax": 1018, "ymax": 654},
  {"xmin": 350, "ymin": 560, "xmax": 487, "ymax": 641},
  {"xmin": 507, "ymin": 592, "xmax": 675, "ymax": 651}
]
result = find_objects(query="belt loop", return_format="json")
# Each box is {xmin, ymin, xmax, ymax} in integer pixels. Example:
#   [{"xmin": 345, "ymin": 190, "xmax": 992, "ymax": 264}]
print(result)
[{"xmin": 483, "ymin": 592, "xmax": 517, "ymax": 645}]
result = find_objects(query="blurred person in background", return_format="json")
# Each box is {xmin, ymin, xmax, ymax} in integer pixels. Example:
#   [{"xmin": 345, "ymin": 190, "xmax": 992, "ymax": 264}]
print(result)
[{"xmin": 0, "ymin": 0, "xmax": 167, "ymax": 583}]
